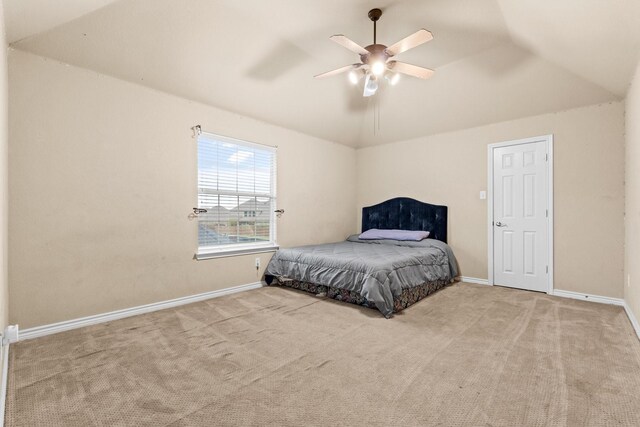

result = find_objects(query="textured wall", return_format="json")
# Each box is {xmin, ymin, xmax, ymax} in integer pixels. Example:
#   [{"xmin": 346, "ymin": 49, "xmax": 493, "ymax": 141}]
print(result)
[
  {"xmin": 7, "ymin": 47, "xmax": 631, "ymax": 329},
  {"xmin": 8, "ymin": 50, "xmax": 357, "ymax": 328},
  {"xmin": 625, "ymin": 61, "xmax": 640, "ymax": 325},
  {"xmin": 357, "ymin": 102, "xmax": 625, "ymax": 298},
  {"xmin": 0, "ymin": 3, "xmax": 8, "ymax": 331}
]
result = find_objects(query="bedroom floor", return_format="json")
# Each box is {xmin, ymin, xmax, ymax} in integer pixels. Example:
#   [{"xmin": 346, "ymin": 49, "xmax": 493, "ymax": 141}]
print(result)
[{"xmin": 6, "ymin": 282, "xmax": 640, "ymax": 426}]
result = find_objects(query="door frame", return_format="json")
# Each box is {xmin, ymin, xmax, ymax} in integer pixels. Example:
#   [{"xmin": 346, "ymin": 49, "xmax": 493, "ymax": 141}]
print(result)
[{"xmin": 487, "ymin": 134, "xmax": 554, "ymax": 294}]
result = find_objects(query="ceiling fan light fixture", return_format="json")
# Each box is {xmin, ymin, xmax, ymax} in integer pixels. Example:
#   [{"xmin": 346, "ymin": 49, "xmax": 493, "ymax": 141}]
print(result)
[
  {"xmin": 370, "ymin": 60, "xmax": 386, "ymax": 76},
  {"xmin": 363, "ymin": 74, "xmax": 378, "ymax": 97},
  {"xmin": 387, "ymin": 72, "xmax": 400, "ymax": 86},
  {"xmin": 348, "ymin": 69, "xmax": 360, "ymax": 85}
]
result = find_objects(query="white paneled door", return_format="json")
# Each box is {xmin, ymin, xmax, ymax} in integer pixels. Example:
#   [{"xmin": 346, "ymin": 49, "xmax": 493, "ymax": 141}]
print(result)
[{"xmin": 491, "ymin": 137, "xmax": 551, "ymax": 293}]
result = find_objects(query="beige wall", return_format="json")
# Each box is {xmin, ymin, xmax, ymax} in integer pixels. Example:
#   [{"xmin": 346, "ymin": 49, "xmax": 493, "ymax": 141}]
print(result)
[
  {"xmin": 357, "ymin": 102, "xmax": 625, "ymax": 298},
  {"xmin": 8, "ymin": 50, "xmax": 357, "ymax": 328},
  {"xmin": 0, "ymin": 3, "xmax": 8, "ymax": 331},
  {"xmin": 7, "ymin": 48, "xmax": 629, "ymax": 329},
  {"xmin": 625, "ymin": 61, "xmax": 640, "ymax": 323}
]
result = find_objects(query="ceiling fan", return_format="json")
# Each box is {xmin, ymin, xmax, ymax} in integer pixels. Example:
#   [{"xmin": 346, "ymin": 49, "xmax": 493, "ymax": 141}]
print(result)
[{"xmin": 314, "ymin": 8, "xmax": 434, "ymax": 97}]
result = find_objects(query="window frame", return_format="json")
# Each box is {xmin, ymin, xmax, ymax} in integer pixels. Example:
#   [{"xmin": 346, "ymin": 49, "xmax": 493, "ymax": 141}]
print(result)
[{"xmin": 195, "ymin": 131, "xmax": 278, "ymax": 260}]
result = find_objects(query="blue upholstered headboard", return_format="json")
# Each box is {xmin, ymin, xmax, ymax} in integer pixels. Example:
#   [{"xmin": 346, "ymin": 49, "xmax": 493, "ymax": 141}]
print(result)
[{"xmin": 361, "ymin": 197, "xmax": 448, "ymax": 243}]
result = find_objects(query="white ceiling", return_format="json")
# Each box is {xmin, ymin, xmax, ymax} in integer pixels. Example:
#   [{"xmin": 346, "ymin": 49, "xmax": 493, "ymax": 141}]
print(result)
[
  {"xmin": 2, "ymin": 0, "xmax": 120, "ymax": 43},
  {"xmin": 4, "ymin": 0, "xmax": 640, "ymax": 147}
]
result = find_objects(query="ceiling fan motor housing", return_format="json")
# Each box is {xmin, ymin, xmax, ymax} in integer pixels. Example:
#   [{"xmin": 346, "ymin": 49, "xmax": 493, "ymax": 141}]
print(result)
[{"xmin": 360, "ymin": 44, "xmax": 388, "ymax": 65}]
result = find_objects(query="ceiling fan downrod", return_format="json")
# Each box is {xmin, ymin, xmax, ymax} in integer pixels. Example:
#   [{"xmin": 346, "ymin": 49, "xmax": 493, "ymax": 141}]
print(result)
[{"xmin": 368, "ymin": 8, "xmax": 382, "ymax": 44}]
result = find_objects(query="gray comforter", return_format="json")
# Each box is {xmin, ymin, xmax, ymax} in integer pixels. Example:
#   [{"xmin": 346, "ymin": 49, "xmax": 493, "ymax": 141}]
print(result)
[{"xmin": 265, "ymin": 235, "xmax": 459, "ymax": 317}]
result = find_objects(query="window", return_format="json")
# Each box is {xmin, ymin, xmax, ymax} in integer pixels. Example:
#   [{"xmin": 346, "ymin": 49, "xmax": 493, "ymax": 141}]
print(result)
[{"xmin": 196, "ymin": 131, "xmax": 277, "ymax": 258}]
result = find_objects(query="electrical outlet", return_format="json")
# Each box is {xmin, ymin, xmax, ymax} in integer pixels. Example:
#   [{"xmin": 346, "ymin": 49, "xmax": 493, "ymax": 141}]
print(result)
[{"xmin": 255, "ymin": 257, "xmax": 261, "ymax": 270}]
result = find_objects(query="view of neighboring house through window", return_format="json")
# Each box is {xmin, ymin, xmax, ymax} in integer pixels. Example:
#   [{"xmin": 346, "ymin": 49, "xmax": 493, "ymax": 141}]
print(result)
[{"xmin": 197, "ymin": 131, "xmax": 277, "ymax": 255}]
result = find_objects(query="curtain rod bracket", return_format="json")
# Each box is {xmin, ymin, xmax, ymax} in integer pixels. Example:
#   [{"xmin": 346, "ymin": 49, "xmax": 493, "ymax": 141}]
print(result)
[{"xmin": 191, "ymin": 125, "xmax": 202, "ymax": 138}]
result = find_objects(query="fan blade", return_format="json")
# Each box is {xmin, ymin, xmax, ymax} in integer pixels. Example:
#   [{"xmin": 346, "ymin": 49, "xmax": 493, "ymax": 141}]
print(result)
[
  {"xmin": 314, "ymin": 64, "xmax": 361, "ymax": 79},
  {"xmin": 388, "ymin": 61, "xmax": 434, "ymax": 79},
  {"xmin": 330, "ymin": 35, "xmax": 370, "ymax": 56},
  {"xmin": 385, "ymin": 29, "xmax": 433, "ymax": 57}
]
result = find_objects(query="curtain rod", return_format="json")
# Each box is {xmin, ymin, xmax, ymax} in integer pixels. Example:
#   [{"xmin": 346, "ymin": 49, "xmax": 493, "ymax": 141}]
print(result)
[{"xmin": 191, "ymin": 125, "xmax": 278, "ymax": 149}]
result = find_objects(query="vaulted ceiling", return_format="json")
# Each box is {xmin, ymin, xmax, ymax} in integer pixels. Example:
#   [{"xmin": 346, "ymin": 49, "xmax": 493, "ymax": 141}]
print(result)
[{"xmin": 4, "ymin": 0, "xmax": 640, "ymax": 147}]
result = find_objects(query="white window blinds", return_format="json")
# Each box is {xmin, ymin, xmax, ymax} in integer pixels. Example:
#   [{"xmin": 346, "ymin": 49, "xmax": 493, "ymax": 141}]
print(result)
[{"xmin": 197, "ymin": 132, "xmax": 277, "ymax": 255}]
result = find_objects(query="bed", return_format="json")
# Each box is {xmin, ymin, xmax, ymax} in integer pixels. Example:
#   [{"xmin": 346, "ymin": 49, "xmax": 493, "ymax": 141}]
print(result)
[{"xmin": 264, "ymin": 197, "xmax": 458, "ymax": 317}]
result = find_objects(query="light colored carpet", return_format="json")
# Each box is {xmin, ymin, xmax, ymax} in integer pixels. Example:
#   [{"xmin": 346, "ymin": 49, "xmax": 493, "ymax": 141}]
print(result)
[{"xmin": 6, "ymin": 283, "xmax": 640, "ymax": 426}]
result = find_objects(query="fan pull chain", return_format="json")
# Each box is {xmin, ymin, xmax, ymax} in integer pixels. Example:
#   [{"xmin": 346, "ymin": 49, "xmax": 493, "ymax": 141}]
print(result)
[
  {"xmin": 373, "ymin": 100, "xmax": 376, "ymax": 136},
  {"xmin": 373, "ymin": 97, "xmax": 381, "ymax": 136}
]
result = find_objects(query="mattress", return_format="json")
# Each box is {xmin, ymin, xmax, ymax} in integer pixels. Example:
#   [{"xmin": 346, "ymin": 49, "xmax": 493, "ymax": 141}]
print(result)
[{"xmin": 264, "ymin": 235, "xmax": 458, "ymax": 317}]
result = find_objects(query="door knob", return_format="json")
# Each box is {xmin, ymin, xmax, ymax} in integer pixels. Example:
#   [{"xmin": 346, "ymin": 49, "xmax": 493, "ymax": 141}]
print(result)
[{"xmin": 495, "ymin": 221, "xmax": 507, "ymax": 227}]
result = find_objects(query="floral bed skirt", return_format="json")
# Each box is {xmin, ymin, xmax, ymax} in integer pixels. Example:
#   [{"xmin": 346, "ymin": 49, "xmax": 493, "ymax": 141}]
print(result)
[{"xmin": 271, "ymin": 277, "xmax": 451, "ymax": 314}]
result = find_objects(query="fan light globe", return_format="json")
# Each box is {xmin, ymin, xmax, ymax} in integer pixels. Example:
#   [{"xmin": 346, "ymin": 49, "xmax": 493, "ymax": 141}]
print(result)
[
  {"xmin": 371, "ymin": 61, "xmax": 385, "ymax": 76},
  {"xmin": 348, "ymin": 70, "xmax": 359, "ymax": 85},
  {"xmin": 363, "ymin": 75, "xmax": 378, "ymax": 97}
]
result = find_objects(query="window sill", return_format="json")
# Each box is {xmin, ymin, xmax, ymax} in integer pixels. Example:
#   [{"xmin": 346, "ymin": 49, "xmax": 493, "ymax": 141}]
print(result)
[{"xmin": 195, "ymin": 245, "xmax": 279, "ymax": 260}]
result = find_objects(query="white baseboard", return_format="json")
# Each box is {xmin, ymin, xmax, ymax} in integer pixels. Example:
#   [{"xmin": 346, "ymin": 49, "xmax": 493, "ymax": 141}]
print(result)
[
  {"xmin": 552, "ymin": 289, "xmax": 625, "ymax": 306},
  {"xmin": 19, "ymin": 282, "xmax": 264, "ymax": 341},
  {"xmin": 624, "ymin": 301, "xmax": 640, "ymax": 341},
  {"xmin": 457, "ymin": 276, "xmax": 490, "ymax": 285}
]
